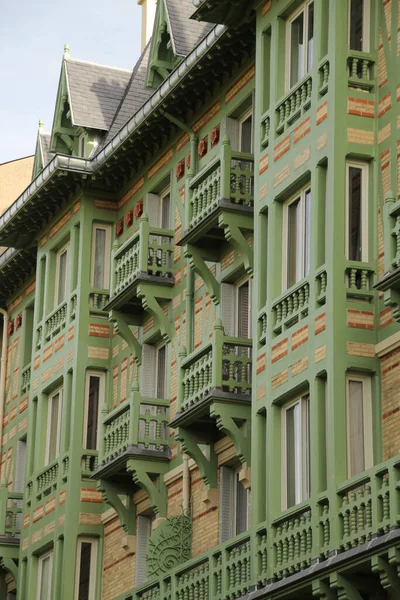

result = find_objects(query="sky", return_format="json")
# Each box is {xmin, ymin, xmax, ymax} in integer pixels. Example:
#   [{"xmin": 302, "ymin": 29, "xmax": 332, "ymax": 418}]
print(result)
[{"xmin": 0, "ymin": 0, "xmax": 142, "ymax": 164}]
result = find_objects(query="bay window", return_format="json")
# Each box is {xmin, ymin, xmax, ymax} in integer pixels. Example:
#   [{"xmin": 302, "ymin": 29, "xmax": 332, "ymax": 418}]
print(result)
[
  {"xmin": 283, "ymin": 394, "xmax": 310, "ymax": 509},
  {"xmin": 46, "ymin": 387, "xmax": 63, "ymax": 465},
  {"xmin": 287, "ymin": 1, "xmax": 314, "ymax": 89},
  {"xmin": 283, "ymin": 186, "xmax": 311, "ymax": 290},
  {"xmin": 55, "ymin": 243, "xmax": 70, "ymax": 306},
  {"xmin": 91, "ymin": 224, "xmax": 111, "ymax": 289},
  {"xmin": 346, "ymin": 162, "xmax": 368, "ymax": 262},
  {"xmin": 346, "ymin": 373, "xmax": 373, "ymax": 478}
]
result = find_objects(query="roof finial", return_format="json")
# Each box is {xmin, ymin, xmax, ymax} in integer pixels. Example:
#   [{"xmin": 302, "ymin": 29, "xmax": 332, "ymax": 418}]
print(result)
[
  {"xmin": 64, "ymin": 43, "xmax": 70, "ymax": 59},
  {"xmin": 38, "ymin": 119, "xmax": 44, "ymax": 131}
]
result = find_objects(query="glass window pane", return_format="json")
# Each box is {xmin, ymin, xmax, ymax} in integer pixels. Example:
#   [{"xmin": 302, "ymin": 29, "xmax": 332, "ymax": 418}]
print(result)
[
  {"xmin": 348, "ymin": 167, "xmax": 363, "ymax": 261},
  {"xmin": 348, "ymin": 380, "xmax": 365, "ymax": 477},
  {"xmin": 287, "ymin": 199, "xmax": 300, "ymax": 288},
  {"xmin": 290, "ymin": 12, "xmax": 304, "ymax": 87},
  {"xmin": 86, "ymin": 377, "xmax": 100, "ymax": 450},
  {"xmin": 307, "ymin": 3, "xmax": 314, "ymax": 73},
  {"xmin": 48, "ymin": 393, "xmax": 60, "ymax": 463},
  {"xmin": 240, "ymin": 115, "xmax": 253, "ymax": 154},
  {"xmin": 302, "ymin": 397, "xmax": 311, "ymax": 499},
  {"xmin": 157, "ymin": 346, "xmax": 166, "ymax": 399},
  {"xmin": 78, "ymin": 542, "xmax": 92, "ymax": 600},
  {"xmin": 39, "ymin": 555, "xmax": 52, "ymax": 600},
  {"xmin": 304, "ymin": 190, "xmax": 311, "ymax": 277},
  {"xmin": 286, "ymin": 405, "xmax": 297, "ymax": 507},
  {"xmin": 57, "ymin": 249, "xmax": 68, "ymax": 304},
  {"xmin": 238, "ymin": 282, "xmax": 250, "ymax": 338},
  {"xmin": 93, "ymin": 229, "xmax": 106, "ymax": 289},
  {"xmin": 235, "ymin": 473, "xmax": 248, "ymax": 534},
  {"xmin": 350, "ymin": 0, "xmax": 364, "ymax": 51},
  {"xmin": 161, "ymin": 194, "xmax": 170, "ymax": 229}
]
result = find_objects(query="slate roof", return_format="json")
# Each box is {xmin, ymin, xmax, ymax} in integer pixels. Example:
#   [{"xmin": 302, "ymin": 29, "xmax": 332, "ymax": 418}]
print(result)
[
  {"xmin": 65, "ymin": 59, "xmax": 132, "ymax": 131},
  {"xmin": 103, "ymin": 43, "xmax": 154, "ymax": 145},
  {"xmin": 39, "ymin": 131, "xmax": 52, "ymax": 167},
  {"xmin": 165, "ymin": 0, "xmax": 213, "ymax": 56}
]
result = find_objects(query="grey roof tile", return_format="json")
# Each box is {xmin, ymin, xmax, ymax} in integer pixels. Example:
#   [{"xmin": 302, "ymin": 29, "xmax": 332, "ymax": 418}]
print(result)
[
  {"xmin": 65, "ymin": 59, "xmax": 132, "ymax": 131},
  {"xmin": 165, "ymin": 0, "xmax": 213, "ymax": 56},
  {"xmin": 39, "ymin": 132, "xmax": 52, "ymax": 167}
]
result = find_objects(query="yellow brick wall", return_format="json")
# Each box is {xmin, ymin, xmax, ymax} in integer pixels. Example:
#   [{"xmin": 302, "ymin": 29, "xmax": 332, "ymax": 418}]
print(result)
[
  {"xmin": 191, "ymin": 467, "xmax": 219, "ymax": 556},
  {"xmin": 381, "ymin": 348, "xmax": 400, "ymax": 460},
  {"xmin": 102, "ymin": 517, "xmax": 136, "ymax": 600}
]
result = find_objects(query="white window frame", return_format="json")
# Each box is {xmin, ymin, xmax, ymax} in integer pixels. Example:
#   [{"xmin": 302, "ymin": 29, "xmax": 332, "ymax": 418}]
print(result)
[
  {"xmin": 37, "ymin": 550, "xmax": 54, "ymax": 600},
  {"xmin": 74, "ymin": 537, "xmax": 98, "ymax": 600},
  {"xmin": 159, "ymin": 185, "xmax": 171, "ymax": 230},
  {"xmin": 346, "ymin": 372, "xmax": 373, "ymax": 478},
  {"xmin": 83, "ymin": 371, "xmax": 105, "ymax": 450},
  {"xmin": 282, "ymin": 393, "xmax": 310, "ymax": 510},
  {"xmin": 345, "ymin": 161, "xmax": 369, "ymax": 263},
  {"xmin": 238, "ymin": 108, "xmax": 254, "ymax": 154},
  {"xmin": 55, "ymin": 242, "xmax": 70, "ymax": 307},
  {"xmin": 90, "ymin": 223, "xmax": 112, "ymax": 289},
  {"xmin": 282, "ymin": 185, "xmax": 311, "ymax": 291},
  {"xmin": 155, "ymin": 342, "xmax": 167, "ymax": 399},
  {"xmin": 45, "ymin": 386, "xmax": 63, "ymax": 465},
  {"xmin": 348, "ymin": 0, "xmax": 370, "ymax": 52},
  {"xmin": 232, "ymin": 466, "xmax": 250, "ymax": 536},
  {"xmin": 235, "ymin": 278, "xmax": 252, "ymax": 338},
  {"xmin": 285, "ymin": 0, "xmax": 314, "ymax": 91}
]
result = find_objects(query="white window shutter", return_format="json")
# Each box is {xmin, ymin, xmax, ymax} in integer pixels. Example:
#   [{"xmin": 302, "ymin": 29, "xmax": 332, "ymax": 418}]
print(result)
[
  {"xmin": 225, "ymin": 117, "xmax": 239, "ymax": 151},
  {"xmin": 147, "ymin": 193, "xmax": 161, "ymax": 228},
  {"xmin": 136, "ymin": 515, "xmax": 152, "ymax": 585},
  {"xmin": 219, "ymin": 466, "xmax": 234, "ymax": 543},
  {"xmin": 141, "ymin": 344, "xmax": 156, "ymax": 398},
  {"xmin": 221, "ymin": 283, "xmax": 236, "ymax": 337},
  {"xmin": 15, "ymin": 439, "xmax": 27, "ymax": 493}
]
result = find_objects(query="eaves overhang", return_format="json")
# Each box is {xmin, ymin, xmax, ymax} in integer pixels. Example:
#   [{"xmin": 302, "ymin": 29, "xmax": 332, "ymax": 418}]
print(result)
[
  {"xmin": 191, "ymin": 0, "xmax": 253, "ymax": 26},
  {"xmin": 0, "ymin": 247, "xmax": 37, "ymax": 304},
  {"xmin": 0, "ymin": 19, "xmax": 255, "ymax": 257}
]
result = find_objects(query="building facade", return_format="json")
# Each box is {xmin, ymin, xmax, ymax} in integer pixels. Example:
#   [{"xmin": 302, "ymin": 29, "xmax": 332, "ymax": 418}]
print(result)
[{"xmin": 0, "ymin": 0, "xmax": 399, "ymax": 598}]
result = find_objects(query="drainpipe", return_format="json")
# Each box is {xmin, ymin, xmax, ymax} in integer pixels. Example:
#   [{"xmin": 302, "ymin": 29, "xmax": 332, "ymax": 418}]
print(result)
[
  {"xmin": 160, "ymin": 110, "xmax": 197, "ymax": 515},
  {"xmin": 0, "ymin": 308, "xmax": 9, "ymax": 480}
]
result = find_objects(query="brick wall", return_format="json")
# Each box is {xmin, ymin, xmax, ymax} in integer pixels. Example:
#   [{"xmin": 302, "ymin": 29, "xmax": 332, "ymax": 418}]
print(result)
[
  {"xmin": 102, "ymin": 517, "xmax": 136, "ymax": 600},
  {"xmin": 381, "ymin": 347, "xmax": 400, "ymax": 459}
]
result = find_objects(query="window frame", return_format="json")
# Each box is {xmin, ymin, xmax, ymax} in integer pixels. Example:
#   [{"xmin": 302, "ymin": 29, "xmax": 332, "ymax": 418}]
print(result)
[
  {"xmin": 346, "ymin": 372, "xmax": 373, "ymax": 478},
  {"xmin": 55, "ymin": 242, "xmax": 70, "ymax": 307},
  {"xmin": 159, "ymin": 185, "xmax": 171, "ymax": 230},
  {"xmin": 90, "ymin": 223, "xmax": 112, "ymax": 290},
  {"xmin": 282, "ymin": 393, "xmax": 310, "ymax": 510},
  {"xmin": 232, "ymin": 466, "xmax": 249, "ymax": 536},
  {"xmin": 155, "ymin": 342, "xmax": 167, "ymax": 399},
  {"xmin": 235, "ymin": 278, "xmax": 252, "ymax": 338},
  {"xmin": 345, "ymin": 161, "xmax": 369, "ymax": 263},
  {"xmin": 37, "ymin": 550, "xmax": 54, "ymax": 600},
  {"xmin": 282, "ymin": 184, "xmax": 311, "ymax": 291},
  {"xmin": 74, "ymin": 537, "xmax": 98, "ymax": 600},
  {"xmin": 83, "ymin": 371, "xmax": 105, "ymax": 451},
  {"xmin": 285, "ymin": 0, "xmax": 314, "ymax": 92},
  {"xmin": 45, "ymin": 386, "xmax": 63, "ymax": 465},
  {"xmin": 348, "ymin": 0, "xmax": 370, "ymax": 52}
]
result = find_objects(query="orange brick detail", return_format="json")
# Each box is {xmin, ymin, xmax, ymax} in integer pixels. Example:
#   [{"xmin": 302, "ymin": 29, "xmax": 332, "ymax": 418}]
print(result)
[
  {"xmin": 293, "ymin": 117, "xmax": 311, "ymax": 143},
  {"xmin": 347, "ymin": 97, "xmax": 375, "ymax": 117},
  {"xmin": 80, "ymin": 488, "xmax": 103, "ymax": 503},
  {"xmin": 256, "ymin": 353, "xmax": 267, "ymax": 374},
  {"xmin": 94, "ymin": 199, "xmax": 118, "ymax": 211},
  {"xmin": 50, "ymin": 209, "xmax": 71, "ymax": 239},
  {"xmin": 316, "ymin": 101, "xmax": 328, "ymax": 125},
  {"xmin": 347, "ymin": 309, "xmax": 374, "ymax": 329},
  {"xmin": 381, "ymin": 347, "xmax": 400, "ymax": 459},
  {"xmin": 33, "ymin": 505, "xmax": 44, "ymax": 523},
  {"xmin": 259, "ymin": 153, "xmax": 269, "ymax": 174},
  {"xmin": 271, "ymin": 340, "xmax": 288, "ymax": 363},
  {"xmin": 315, "ymin": 313, "xmax": 326, "ymax": 335},
  {"xmin": 43, "ymin": 344, "xmax": 53, "ymax": 363},
  {"xmin": 225, "ymin": 65, "xmax": 255, "ymax": 104},
  {"xmin": 262, "ymin": 0, "xmax": 271, "ymax": 15},
  {"xmin": 378, "ymin": 92, "xmax": 392, "ymax": 117},
  {"xmin": 193, "ymin": 101, "xmax": 220, "ymax": 133},
  {"xmin": 380, "ymin": 307, "xmax": 393, "ymax": 329},
  {"xmin": 148, "ymin": 148, "xmax": 173, "ymax": 179},
  {"xmin": 59, "ymin": 489, "xmax": 67, "ymax": 505},
  {"xmin": 89, "ymin": 323, "xmax": 111, "ymax": 338},
  {"xmin": 274, "ymin": 136, "xmax": 291, "ymax": 162},
  {"xmin": 272, "ymin": 369, "xmax": 288, "ymax": 389},
  {"xmin": 118, "ymin": 177, "xmax": 145, "ymax": 209},
  {"xmin": 292, "ymin": 326, "xmax": 309, "ymax": 350}
]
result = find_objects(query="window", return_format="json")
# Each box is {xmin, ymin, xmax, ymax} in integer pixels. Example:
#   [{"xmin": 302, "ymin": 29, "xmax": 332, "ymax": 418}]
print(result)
[
  {"xmin": 283, "ymin": 186, "xmax": 311, "ymax": 290},
  {"xmin": 91, "ymin": 224, "xmax": 111, "ymax": 289},
  {"xmin": 55, "ymin": 243, "xmax": 70, "ymax": 306},
  {"xmin": 46, "ymin": 387, "xmax": 63, "ymax": 465},
  {"xmin": 349, "ymin": 0, "xmax": 369, "ymax": 51},
  {"xmin": 287, "ymin": 1, "xmax": 314, "ymax": 89},
  {"xmin": 346, "ymin": 162, "xmax": 368, "ymax": 262},
  {"xmin": 15, "ymin": 439, "xmax": 27, "ymax": 493},
  {"xmin": 221, "ymin": 280, "xmax": 252, "ymax": 338},
  {"xmin": 147, "ymin": 186, "xmax": 171, "ymax": 230},
  {"xmin": 136, "ymin": 515, "xmax": 153, "ymax": 585},
  {"xmin": 220, "ymin": 465, "xmax": 250, "ymax": 542},
  {"xmin": 156, "ymin": 344, "xmax": 167, "ymax": 399},
  {"xmin": 83, "ymin": 372, "xmax": 105, "ymax": 450},
  {"xmin": 37, "ymin": 551, "xmax": 53, "ymax": 600},
  {"xmin": 75, "ymin": 538, "xmax": 98, "ymax": 600},
  {"xmin": 283, "ymin": 394, "xmax": 310, "ymax": 509},
  {"xmin": 346, "ymin": 373, "xmax": 373, "ymax": 478},
  {"xmin": 238, "ymin": 109, "xmax": 253, "ymax": 154}
]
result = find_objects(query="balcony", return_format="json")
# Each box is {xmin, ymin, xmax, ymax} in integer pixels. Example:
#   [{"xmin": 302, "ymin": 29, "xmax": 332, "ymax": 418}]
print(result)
[
  {"xmin": 375, "ymin": 192, "xmax": 400, "ymax": 320},
  {"xmin": 0, "ymin": 484, "xmax": 23, "ymax": 559},
  {"xmin": 106, "ymin": 216, "xmax": 175, "ymax": 313},
  {"xmin": 94, "ymin": 392, "xmax": 170, "ymax": 485},
  {"xmin": 180, "ymin": 137, "xmax": 254, "ymax": 251},
  {"xmin": 275, "ymin": 74, "xmax": 312, "ymax": 136},
  {"xmin": 347, "ymin": 51, "xmax": 375, "ymax": 92}
]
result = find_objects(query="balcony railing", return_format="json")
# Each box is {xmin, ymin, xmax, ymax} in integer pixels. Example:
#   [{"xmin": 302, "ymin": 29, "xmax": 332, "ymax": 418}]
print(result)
[
  {"xmin": 36, "ymin": 459, "xmax": 59, "ymax": 497},
  {"xmin": 21, "ymin": 363, "xmax": 31, "ymax": 395},
  {"xmin": 187, "ymin": 138, "xmax": 254, "ymax": 230},
  {"xmin": 101, "ymin": 392, "xmax": 170, "ymax": 467},
  {"xmin": 347, "ymin": 51, "xmax": 375, "ymax": 91},
  {"xmin": 110, "ymin": 217, "xmax": 174, "ymax": 303},
  {"xmin": 180, "ymin": 320, "xmax": 252, "ymax": 412},
  {"xmin": 276, "ymin": 74, "xmax": 312, "ymax": 135},
  {"xmin": 345, "ymin": 263, "xmax": 375, "ymax": 299},
  {"xmin": 0, "ymin": 485, "xmax": 23, "ymax": 538},
  {"xmin": 89, "ymin": 289, "xmax": 110, "ymax": 314},
  {"xmin": 272, "ymin": 279, "xmax": 310, "ymax": 335},
  {"xmin": 318, "ymin": 58, "xmax": 329, "ymax": 96},
  {"xmin": 134, "ymin": 532, "xmax": 253, "ymax": 600},
  {"xmin": 261, "ymin": 111, "xmax": 270, "ymax": 148},
  {"xmin": 44, "ymin": 301, "xmax": 67, "ymax": 341}
]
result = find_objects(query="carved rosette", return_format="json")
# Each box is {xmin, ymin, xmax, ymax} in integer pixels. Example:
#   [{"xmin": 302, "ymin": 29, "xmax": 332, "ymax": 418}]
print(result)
[{"xmin": 146, "ymin": 514, "xmax": 192, "ymax": 578}]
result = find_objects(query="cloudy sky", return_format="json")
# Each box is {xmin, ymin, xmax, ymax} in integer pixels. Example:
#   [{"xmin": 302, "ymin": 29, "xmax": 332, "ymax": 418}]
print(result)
[{"xmin": 0, "ymin": 0, "xmax": 142, "ymax": 163}]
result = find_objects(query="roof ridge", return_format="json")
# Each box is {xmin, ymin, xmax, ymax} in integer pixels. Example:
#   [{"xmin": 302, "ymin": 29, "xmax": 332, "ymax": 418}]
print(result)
[{"xmin": 65, "ymin": 57, "xmax": 132, "ymax": 73}]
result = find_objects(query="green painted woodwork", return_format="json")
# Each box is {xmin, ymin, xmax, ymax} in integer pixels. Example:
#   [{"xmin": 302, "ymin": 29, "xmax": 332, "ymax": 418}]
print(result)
[
  {"xmin": 146, "ymin": 513, "xmax": 192, "ymax": 578},
  {"xmin": 146, "ymin": 0, "xmax": 182, "ymax": 88}
]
